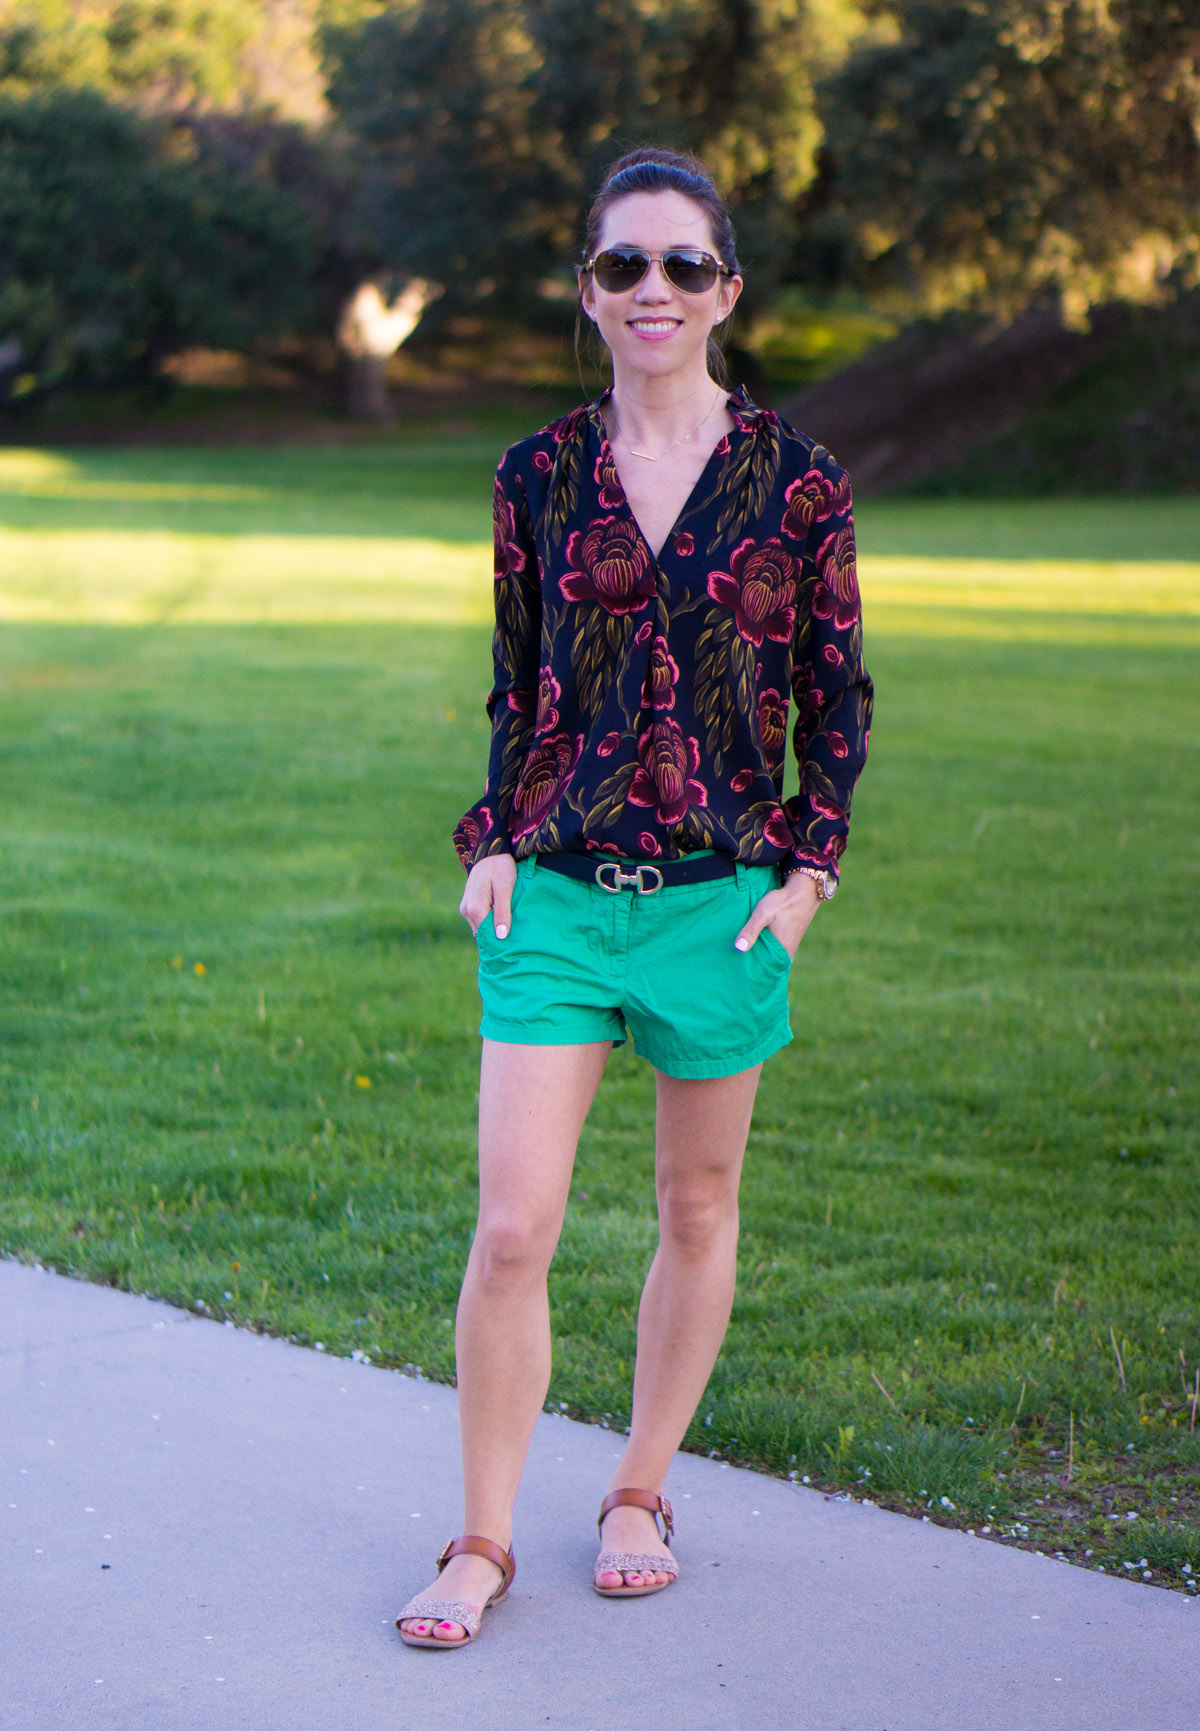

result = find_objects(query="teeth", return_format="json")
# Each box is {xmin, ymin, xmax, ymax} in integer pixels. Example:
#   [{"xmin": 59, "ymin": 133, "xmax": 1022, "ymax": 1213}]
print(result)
[{"xmin": 631, "ymin": 321, "xmax": 678, "ymax": 332}]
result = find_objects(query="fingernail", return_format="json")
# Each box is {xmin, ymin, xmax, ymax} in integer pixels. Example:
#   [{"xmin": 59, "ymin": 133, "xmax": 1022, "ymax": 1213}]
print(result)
[
  {"xmin": 495, "ymin": 924, "xmax": 509, "ymax": 939},
  {"xmin": 734, "ymin": 937, "xmax": 749, "ymax": 951}
]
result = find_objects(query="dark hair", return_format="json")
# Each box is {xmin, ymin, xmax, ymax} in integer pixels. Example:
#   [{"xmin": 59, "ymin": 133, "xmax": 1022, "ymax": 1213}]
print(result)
[{"xmin": 576, "ymin": 147, "xmax": 741, "ymax": 384}]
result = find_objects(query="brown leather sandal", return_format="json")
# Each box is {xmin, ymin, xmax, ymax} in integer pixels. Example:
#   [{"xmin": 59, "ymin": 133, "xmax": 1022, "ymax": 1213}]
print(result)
[
  {"xmin": 396, "ymin": 1534, "xmax": 515, "ymax": 1648},
  {"xmin": 593, "ymin": 1488, "xmax": 678, "ymax": 1598}
]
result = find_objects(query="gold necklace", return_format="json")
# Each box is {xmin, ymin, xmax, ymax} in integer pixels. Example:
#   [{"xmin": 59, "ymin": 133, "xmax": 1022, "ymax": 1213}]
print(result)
[{"xmin": 613, "ymin": 387, "xmax": 724, "ymax": 462}]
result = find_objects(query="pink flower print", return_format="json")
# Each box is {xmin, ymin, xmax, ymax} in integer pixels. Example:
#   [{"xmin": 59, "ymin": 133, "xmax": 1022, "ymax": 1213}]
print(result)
[
  {"xmin": 560, "ymin": 516, "xmax": 655, "ymax": 616},
  {"xmin": 706, "ymin": 539, "xmax": 796, "ymax": 647},
  {"xmin": 595, "ymin": 445, "xmax": 624, "ymax": 509},
  {"xmin": 808, "ymin": 785, "xmax": 847, "ymax": 822},
  {"xmin": 714, "ymin": 434, "xmax": 731, "ymax": 457},
  {"xmin": 535, "ymin": 666, "xmax": 561, "ymax": 733},
  {"xmin": 511, "ymin": 732, "xmax": 583, "ymax": 838},
  {"xmin": 674, "ymin": 531, "xmax": 694, "ymax": 558},
  {"xmin": 634, "ymin": 619, "xmax": 653, "ymax": 646},
  {"xmin": 812, "ymin": 523, "xmax": 860, "ymax": 629},
  {"xmin": 452, "ymin": 806, "xmax": 492, "ymax": 867},
  {"xmin": 756, "ymin": 688, "xmax": 788, "ymax": 760},
  {"xmin": 628, "ymin": 719, "xmax": 708, "ymax": 826},
  {"xmin": 828, "ymin": 731, "xmax": 849, "ymax": 759},
  {"xmin": 506, "ymin": 690, "xmax": 535, "ymax": 714},
  {"xmin": 532, "ymin": 448, "xmax": 552, "ymax": 472},
  {"xmin": 648, "ymin": 634, "xmax": 679, "ymax": 711},
  {"xmin": 493, "ymin": 491, "xmax": 527, "ymax": 581},
  {"xmin": 763, "ymin": 806, "xmax": 793, "ymax": 849},
  {"xmin": 822, "ymin": 643, "xmax": 845, "ymax": 670},
  {"xmin": 730, "ymin": 769, "xmax": 755, "ymax": 793},
  {"xmin": 781, "ymin": 468, "xmax": 851, "ymax": 540},
  {"xmin": 637, "ymin": 832, "xmax": 662, "ymax": 857},
  {"xmin": 597, "ymin": 731, "xmax": 622, "ymax": 757},
  {"xmin": 551, "ymin": 406, "xmax": 586, "ymax": 444}
]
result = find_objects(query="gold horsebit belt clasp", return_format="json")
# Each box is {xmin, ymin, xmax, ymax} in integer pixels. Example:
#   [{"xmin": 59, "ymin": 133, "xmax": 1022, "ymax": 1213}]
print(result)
[{"xmin": 594, "ymin": 862, "xmax": 664, "ymax": 895}]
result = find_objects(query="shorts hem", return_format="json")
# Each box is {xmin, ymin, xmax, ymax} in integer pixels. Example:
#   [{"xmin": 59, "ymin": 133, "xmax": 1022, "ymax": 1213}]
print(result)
[
  {"xmin": 480, "ymin": 1016, "xmax": 627, "ymax": 1048},
  {"xmin": 635, "ymin": 1022, "xmax": 794, "ymax": 1080}
]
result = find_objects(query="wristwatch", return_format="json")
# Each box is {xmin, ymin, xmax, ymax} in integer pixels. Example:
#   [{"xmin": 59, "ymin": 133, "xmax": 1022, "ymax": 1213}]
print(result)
[{"xmin": 788, "ymin": 864, "xmax": 838, "ymax": 901}]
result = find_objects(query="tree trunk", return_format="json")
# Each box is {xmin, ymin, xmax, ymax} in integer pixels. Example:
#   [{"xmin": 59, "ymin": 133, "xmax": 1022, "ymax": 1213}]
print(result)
[
  {"xmin": 336, "ymin": 278, "xmax": 438, "ymax": 421},
  {"xmin": 340, "ymin": 352, "xmax": 391, "ymax": 421}
]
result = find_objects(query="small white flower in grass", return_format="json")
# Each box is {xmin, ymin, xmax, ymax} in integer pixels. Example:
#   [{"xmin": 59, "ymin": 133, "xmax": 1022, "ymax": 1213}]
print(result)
[
  {"xmin": 1125, "ymin": 1511, "xmax": 1138, "ymax": 1521},
  {"xmin": 940, "ymin": 1497, "xmax": 955, "ymax": 1509}
]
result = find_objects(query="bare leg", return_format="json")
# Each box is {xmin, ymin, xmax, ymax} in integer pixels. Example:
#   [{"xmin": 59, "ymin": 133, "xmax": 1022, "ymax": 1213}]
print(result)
[
  {"xmin": 597, "ymin": 1063, "xmax": 762, "ymax": 1589},
  {"xmin": 401, "ymin": 1037, "xmax": 610, "ymax": 1641}
]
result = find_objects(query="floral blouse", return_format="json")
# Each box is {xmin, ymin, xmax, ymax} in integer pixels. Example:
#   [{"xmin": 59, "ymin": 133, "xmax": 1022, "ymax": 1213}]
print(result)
[{"xmin": 453, "ymin": 384, "xmax": 872, "ymax": 880}]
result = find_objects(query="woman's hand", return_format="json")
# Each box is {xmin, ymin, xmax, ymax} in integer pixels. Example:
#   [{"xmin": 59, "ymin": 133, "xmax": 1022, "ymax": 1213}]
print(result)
[
  {"xmin": 734, "ymin": 871, "xmax": 821, "ymax": 960},
  {"xmin": 459, "ymin": 852, "xmax": 518, "ymax": 938}
]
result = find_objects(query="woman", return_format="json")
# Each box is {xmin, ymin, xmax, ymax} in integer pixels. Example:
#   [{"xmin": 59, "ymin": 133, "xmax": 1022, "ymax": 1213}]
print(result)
[{"xmin": 397, "ymin": 147, "xmax": 872, "ymax": 1648}]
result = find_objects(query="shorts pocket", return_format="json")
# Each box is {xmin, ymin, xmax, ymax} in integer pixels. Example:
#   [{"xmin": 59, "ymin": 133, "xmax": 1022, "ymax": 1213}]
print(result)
[{"xmin": 759, "ymin": 925, "xmax": 793, "ymax": 966}]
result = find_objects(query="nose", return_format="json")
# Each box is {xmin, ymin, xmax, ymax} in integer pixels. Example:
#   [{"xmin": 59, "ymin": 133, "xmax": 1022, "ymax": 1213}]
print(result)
[{"xmin": 632, "ymin": 260, "xmax": 673, "ymax": 303}]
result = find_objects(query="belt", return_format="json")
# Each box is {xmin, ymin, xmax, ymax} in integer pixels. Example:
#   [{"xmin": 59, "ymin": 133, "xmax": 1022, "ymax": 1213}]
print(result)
[{"xmin": 535, "ymin": 852, "xmax": 736, "ymax": 895}]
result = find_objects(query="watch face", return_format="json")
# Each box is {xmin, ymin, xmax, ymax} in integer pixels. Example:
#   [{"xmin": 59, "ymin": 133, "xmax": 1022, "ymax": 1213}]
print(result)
[{"xmin": 822, "ymin": 872, "xmax": 837, "ymax": 899}]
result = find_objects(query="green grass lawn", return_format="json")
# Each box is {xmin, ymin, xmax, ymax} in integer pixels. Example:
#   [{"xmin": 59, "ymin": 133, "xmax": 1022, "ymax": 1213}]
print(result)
[{"xmin": 1, "ymin": 433, "xmax": 1197, "ymax": 1595}]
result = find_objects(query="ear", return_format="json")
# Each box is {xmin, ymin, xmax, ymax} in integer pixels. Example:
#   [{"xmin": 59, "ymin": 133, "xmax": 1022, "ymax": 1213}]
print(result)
[
  {"xmin": 715, "ymin": 273, "xmax": 743, "ymax": 325},
  {"xmin": 579, "ymin": 272, "xmax": 598, "ymax": 323}
]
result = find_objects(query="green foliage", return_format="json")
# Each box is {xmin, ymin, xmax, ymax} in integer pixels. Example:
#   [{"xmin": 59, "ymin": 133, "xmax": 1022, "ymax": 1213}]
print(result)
[
  {"xmin": 746, "ymin": 288, "xmax": 897, "ymax": 392},
  {"xmin": 0, "ymin": 0, "xmax": 326, "ymax": 119},
  {"xmin": 0, "ymin": 442, "xmax": 1197, "ymax": 1586},
  {"xmin": 0, "ymin": 88, "xmax": 314, "ymax": 397},
  {"xmin": 820, "ymin": 2, "xmax": 1200, "ymax": 322},
  {"xmin": 326, "ymin": 0, "xmax": 826, "ymax": 305}
]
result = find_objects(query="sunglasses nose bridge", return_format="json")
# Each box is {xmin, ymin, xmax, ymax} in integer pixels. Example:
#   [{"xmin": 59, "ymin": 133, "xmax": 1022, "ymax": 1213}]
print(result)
[{"xmin": 632, "ymin": 256, "xmax": 674, "ymax": 298}]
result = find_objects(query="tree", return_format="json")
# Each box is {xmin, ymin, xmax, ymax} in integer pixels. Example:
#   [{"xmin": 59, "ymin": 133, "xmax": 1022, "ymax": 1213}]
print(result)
[
  {"xmin": 818, "ymin": 1, "xmax": 1200, "ymax": 324},
  {"xmin": 326, "ymin": 0, "xmax": 830, "ymax": 316},
  {"xmin": 0, "ymin": 0, "xmax": 327, "ymax": 120},
  {"xmin": 0, "ymin": 88, "xmax": 314, "ymax": 399}
]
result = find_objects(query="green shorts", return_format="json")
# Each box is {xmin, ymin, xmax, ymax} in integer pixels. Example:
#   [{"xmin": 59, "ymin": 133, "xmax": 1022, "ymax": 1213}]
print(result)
[{"xmin": 475, "ymin": 854, "xmax": 794, "ymax": 1080}]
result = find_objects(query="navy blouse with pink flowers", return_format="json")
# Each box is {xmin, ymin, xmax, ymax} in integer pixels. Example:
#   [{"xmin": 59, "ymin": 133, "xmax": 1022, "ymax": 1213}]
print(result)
[{"xmin": 453, "ymin": 384, "xmax": 872, "ymax": 880}]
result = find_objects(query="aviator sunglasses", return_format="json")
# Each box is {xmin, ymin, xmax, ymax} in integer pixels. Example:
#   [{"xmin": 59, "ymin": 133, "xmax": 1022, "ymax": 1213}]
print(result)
[{"xmin": 582, "ymin": 246, "xmax": 733, "ymax": 295}]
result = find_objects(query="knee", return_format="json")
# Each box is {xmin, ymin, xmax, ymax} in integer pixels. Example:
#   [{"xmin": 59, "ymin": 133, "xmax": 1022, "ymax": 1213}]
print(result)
[
  {"xmin": 471, "ymin": 1208, "xmax": 559, "ymax": 1288},
  {"xmin": 657, "ymin": 1173, "xmax": 738, "ymax": 1260}
]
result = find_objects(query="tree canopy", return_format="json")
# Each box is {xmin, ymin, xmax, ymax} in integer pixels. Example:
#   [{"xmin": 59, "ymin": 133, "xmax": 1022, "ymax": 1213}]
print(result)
[
  {"xmin": 0, "ymin": 0, "xmax": 1197, "ymax": 404},
  {"xmin": 0, "ymin": 87, "xmax": 313, "ymax": 397},
  {"xmin": 820, "ymin": 0, "xmax": 1200, "ymax": 323},
  {"xmin": 325, "ymin": 0, "xmax": 831, "ymax": 309}
]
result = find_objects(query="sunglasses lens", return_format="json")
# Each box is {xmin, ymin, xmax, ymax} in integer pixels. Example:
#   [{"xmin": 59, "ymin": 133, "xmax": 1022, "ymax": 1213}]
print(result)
[
  {"xmin": 592, "ymin": 250, "xmax": 649, "ymax": 292},
  {"xmin": 663, "ymin": 252, "xmax": 720, "ymax": 293}
]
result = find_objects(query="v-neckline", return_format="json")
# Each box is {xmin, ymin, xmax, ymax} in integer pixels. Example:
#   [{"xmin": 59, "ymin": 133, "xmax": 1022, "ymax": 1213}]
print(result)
[{"xmin": 592, "ymin": 390, "xmax": 740, "ymax": 565}]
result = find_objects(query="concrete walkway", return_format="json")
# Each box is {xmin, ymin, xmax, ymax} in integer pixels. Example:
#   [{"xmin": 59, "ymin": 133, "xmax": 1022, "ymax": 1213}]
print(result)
[{"xmin": 3, "ymin": 1257, "xmax": 1195, "ymax": 1731}]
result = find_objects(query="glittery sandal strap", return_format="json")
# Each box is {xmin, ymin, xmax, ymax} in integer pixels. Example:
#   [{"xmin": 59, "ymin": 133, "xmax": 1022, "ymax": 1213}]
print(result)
[
  {"xmin": 595, "ymin": 1548, "xmax": 678, "ymax": 1580},
  {"xmin": 396, "ymin": 1596, "xmax": 480, "ymax": 1639}
]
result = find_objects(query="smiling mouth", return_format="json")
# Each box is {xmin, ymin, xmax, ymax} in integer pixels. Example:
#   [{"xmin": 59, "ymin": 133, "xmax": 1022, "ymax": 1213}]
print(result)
[{"xmin": 628, "ymin": 319, "xmax": 681, "ymax": 334}]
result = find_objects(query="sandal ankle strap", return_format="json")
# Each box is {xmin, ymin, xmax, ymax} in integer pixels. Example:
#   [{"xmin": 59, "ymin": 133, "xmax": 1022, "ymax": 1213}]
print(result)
[
  {"xmin": 597, "ymin": 1488, "xmax": 674, "ymax": 1544},
  {"xmin": 436, "ymin": 1534, "xmax": 516, "ymax": 1597}
]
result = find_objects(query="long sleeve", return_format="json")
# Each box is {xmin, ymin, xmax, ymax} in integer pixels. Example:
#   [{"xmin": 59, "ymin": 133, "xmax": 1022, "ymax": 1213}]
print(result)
[
  {"xmin": 452, "ymin": 451, "xmax": 542, "ymax": 869},
  {"xmin": 783, "ymin": 456, "xmax": 873, "ymax": 879}
]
